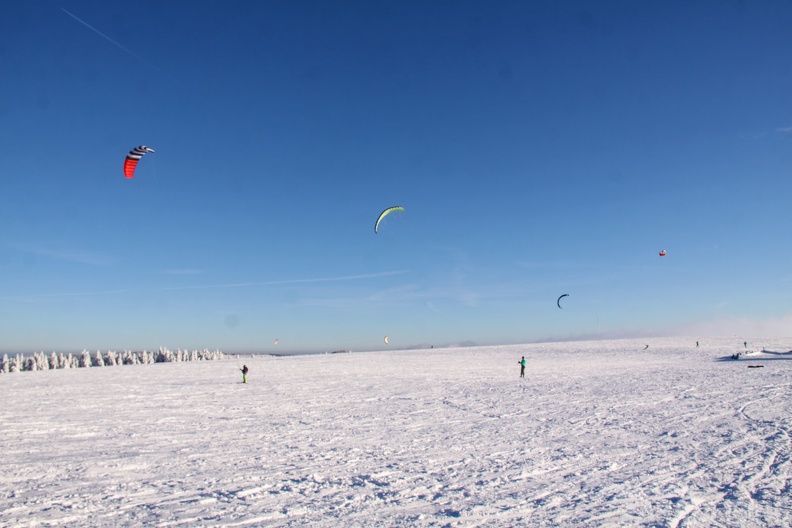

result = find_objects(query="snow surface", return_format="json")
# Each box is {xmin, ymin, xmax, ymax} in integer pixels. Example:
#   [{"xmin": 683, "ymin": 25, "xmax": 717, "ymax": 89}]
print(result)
[{"xmin": 1, "ymin": 337, "xmax": 791, "ymax": 527}]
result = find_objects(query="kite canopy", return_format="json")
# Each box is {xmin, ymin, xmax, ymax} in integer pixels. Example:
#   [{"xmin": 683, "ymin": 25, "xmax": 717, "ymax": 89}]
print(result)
[
  {"xmin": 123, "ymin": 145, "xmax": 154, "ymax": 178},
  {"xmin": 557, "ymin": 294, "xmax": 569, "ymax": 309},
  {"xmin": 384, "ymin": 336, "xmax": 389, "ymax": 345},
  {"xmin": 374, "ymin": 206, "xmax": 404, "ymax": 233},
  {"xmin": 659, "ymin": 250, "xmax": 667, "ymax": 257}
]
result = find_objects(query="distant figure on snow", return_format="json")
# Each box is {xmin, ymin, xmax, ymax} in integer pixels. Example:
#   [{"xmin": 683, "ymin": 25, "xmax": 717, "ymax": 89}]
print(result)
[
  {"xmin": 518, "ymin": 356, "xmax": 526, "ymax": 378},
  {"xmin": 241, "ymin": 365, "xmax": 249, "ymax": 384},
  {"xmin": 744, "ymin": 341, "xmax": 747, "ymax": 349},
  {"xmin": 643, "ymin": 344, "xmax": 649, "ymax": 350},
  {"xmin": 696, "ymin": 341, "xmax": 699, "ymax": 347}
]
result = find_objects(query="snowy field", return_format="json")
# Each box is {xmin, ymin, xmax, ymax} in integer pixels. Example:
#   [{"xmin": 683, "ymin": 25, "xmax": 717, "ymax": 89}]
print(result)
[{"xmin": 1, "ymin": 337, "xmax": 791, "ymax": 527}]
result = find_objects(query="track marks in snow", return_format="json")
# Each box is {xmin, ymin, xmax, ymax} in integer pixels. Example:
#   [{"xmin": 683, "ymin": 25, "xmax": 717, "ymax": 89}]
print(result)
[{"xmin": 2, "ymin": 340, "xmax": 792, "ymax": 526}]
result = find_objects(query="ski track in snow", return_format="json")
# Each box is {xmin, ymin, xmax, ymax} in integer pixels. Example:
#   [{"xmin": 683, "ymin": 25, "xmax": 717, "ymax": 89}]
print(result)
[{"xmin": 1, "ymin": 337, "xmax": 791, "ymax": 527}]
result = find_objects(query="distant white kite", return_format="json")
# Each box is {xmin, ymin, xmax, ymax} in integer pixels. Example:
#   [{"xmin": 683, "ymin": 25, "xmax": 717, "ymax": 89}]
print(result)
[{"xmin": 384, "ymin": 336, "xmax": 389, "ymax": 345}]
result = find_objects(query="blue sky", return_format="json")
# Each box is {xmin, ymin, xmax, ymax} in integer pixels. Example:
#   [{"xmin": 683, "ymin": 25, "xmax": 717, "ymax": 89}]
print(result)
[{"xmin": 2, "ymin": 1, "xmax": 791, "ymax": 353}]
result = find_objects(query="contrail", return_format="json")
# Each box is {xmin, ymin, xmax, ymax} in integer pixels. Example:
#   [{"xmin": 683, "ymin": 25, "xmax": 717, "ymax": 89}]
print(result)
[{"xmin": 61, "ymin": 8, "xmax": 149, "ymax": 64}]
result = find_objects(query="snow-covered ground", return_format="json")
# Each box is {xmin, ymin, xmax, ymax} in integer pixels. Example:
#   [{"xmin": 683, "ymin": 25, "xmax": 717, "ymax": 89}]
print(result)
[{"xmin": 1, "ymin": 337, "xmax": 790, "ymax": 527}]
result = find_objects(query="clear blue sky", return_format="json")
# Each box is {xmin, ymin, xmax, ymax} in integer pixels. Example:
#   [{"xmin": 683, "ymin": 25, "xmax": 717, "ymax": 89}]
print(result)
[{"xmin": 2, "ymin": 1, "xmax": 791, "ymax": 353}]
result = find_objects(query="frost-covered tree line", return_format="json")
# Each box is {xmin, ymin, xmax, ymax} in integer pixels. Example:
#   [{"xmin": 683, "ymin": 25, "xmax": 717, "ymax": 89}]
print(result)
[{"xmin": 0, "ymin": 347, "xmax": 224, "ymax": 373}]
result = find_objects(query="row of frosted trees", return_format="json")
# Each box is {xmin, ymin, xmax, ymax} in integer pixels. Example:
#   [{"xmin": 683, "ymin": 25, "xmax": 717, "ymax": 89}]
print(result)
[{"xmin": 0, "ymin": 347, "xmax": 225, "ymax": 374}]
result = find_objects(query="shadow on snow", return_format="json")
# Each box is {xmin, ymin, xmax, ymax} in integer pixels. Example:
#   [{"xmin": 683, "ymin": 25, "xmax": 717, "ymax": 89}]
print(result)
[{"xmin": 715, "ymin": 349, "xmax": 792, "ymax": 362}]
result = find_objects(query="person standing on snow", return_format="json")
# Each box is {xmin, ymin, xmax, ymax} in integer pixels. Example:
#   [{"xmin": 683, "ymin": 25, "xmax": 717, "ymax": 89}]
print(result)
[
  {"xmin": 518, "ymin": 356, "xmax": 526, "ymax": 378},
  {"xmin": 241, "ymin": 365, "xmax": 249, "ymax": 384}
]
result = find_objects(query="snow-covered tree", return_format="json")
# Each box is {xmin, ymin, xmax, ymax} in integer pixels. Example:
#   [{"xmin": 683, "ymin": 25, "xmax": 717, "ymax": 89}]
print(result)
[
  {"xmin": 0, "ymin": 345, "xmax": 224, "ymax": 374},
  {"xmin": 63, "ymin": 353, "xmax": 77, "ymax": 369},
  {"xmin": 24, "ymin": 356, "xmax": 37, "ymax": 371},
  {"xmin": 105, "ymin": 350, "xmax": 117, "ymax": 366},
  {"xmin": 140, "ymin": 350, "xmax": 153, "ymax": 364},
  {"xmin": 155, "ymin": 346, "xmax": 171, "ymax": 363},
  {"xmin": 121, "ymin": 350, "xmax": 138, "ymax": 365},
  {"xmin": 79, "ymin": 350, "xmax": 91, "ymax": 368},
  {"xmin": 35, "ymin": 353, "xmax": 49, "ymax": 371}
]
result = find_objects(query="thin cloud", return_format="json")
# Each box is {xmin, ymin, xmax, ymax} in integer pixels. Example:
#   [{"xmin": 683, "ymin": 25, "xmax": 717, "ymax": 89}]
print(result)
[
  {"xmin": 28, "ymin": 247, "xmax": 114, "ymax": 266},
  {"xmin": 157, "ymin": 270, "xmax": 409, "ymax": 291},
  {"xmin": 0, "ymin": 288, "xmax": 132, "ymax": 299},
  {"xmin": 298, "ymin": 280, "xmax": 531, "ymax": 310},
  {"xmin": 517, "ymin": 259, "xmax": 588, "ymax": 270},
  {"xmin": 676, "ymin": 313, "xmax": 792, "ymax": 338},
  {"xmin": 0, "ymin": 270, "xmax": 409, "ymax": 300},
  {"xmin": 776, "ymin": 126, "xmax": 792, "ymax": 134},
  {"xmin": 162, "ymin": 268, "xmax": 205, "ymax": 275}
]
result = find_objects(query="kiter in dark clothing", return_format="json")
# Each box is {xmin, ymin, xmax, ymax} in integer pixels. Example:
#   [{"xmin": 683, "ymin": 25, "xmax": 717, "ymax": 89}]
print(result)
[{"xmin": 241, "ymin": 365, "xmax": 249, "ymax": 384}]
